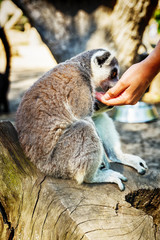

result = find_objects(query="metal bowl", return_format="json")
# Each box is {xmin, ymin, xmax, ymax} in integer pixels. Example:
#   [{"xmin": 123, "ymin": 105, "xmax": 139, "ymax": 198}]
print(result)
[{"xmin": 112, "ymin": 101, "xmax": 159, "ymax": 123}]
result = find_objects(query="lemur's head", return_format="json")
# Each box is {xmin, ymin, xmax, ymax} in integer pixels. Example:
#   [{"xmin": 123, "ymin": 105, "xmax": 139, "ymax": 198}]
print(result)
[{"xmin": 91, "ymin": 49, "xmax": 119, "ymax": 92}]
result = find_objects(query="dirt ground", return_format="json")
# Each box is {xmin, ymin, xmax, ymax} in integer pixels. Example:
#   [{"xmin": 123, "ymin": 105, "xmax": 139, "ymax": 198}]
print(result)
[
  {"xmin": 114, "ymin": 116, "xmax": 160, "ymax": 171},
  {"xmin": 0, "ymin": 29, "xmax": 160, "ymax": 173}
]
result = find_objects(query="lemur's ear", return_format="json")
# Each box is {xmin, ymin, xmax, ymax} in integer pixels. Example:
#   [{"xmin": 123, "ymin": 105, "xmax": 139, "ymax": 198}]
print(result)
[{"xmin": 96, "ymin": 51, "xmax": 111, "ymax": 67}]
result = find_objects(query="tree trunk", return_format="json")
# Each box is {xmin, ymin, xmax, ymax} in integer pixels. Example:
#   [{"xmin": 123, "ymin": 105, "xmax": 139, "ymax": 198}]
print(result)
[
  {"xmin": 0, "ymin": 121, "xmax": 160, "ymax": 240},
  {"xmin": 12, "ymin": 0, "xmax": 158, "ymax": 71}
]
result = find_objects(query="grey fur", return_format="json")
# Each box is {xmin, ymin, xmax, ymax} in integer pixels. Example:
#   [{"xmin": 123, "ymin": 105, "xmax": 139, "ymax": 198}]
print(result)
[{"xmin": 16, "ymin": 49, "xmax": 148, "ymax": 190}]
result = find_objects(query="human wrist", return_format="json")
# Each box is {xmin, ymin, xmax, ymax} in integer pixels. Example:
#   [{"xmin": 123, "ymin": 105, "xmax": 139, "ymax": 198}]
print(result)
[
  {"xmin": 141, "ymin": 56, "xmax": 159, "ymax": 85},
  {"xmin": 142, "ymin": 43, "xmax": 160, "ymax": 81}
]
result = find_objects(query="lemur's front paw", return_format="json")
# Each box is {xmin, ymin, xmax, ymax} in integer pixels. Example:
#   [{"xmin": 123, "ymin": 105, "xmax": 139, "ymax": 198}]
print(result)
[
  {"xmin": 127, "ymin": 155, "xmax": 148, "ymax": 175},
  {"xmin": 104, "ymin": 169, "xmax": 127, "ymax": 191},
  {"xmin": 136, "ymin": 158, "xmax": 148, "ymax": 175},
  {"xmin": 122, "ymin": 154, "xmax": 148, "ymax": 175}
]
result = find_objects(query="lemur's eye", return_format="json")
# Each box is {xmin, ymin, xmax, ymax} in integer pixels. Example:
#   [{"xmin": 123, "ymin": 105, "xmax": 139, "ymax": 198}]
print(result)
[{"xmin": 111, "ymin": 68, "xmax": 117, "ymax": 79}]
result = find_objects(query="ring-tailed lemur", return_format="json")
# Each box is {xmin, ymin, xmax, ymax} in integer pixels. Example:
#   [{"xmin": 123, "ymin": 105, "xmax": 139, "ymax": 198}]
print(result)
[{"xmin": 16, "ymin": 49, "xmax": 148, "ymax": 190}]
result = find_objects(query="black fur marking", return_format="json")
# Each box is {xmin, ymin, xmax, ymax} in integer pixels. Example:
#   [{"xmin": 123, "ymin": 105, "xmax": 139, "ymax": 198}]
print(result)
[
  {"xmin": 96, "ymin": 52, "xmax": 111, "ymax": 66},
  {"xmin": 94, "ymin": 99, "xmax": 113, "ymax": 112},
  {"xmin": 0, "ymin": 27, "xmax": 11, "ymax": 114},
  {"xmin": 110, "ymin": 57, "xmax": 118, "ymax": 66}
]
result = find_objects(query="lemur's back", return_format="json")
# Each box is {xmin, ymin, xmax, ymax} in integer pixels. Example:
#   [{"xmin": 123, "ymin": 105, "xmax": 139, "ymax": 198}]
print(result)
[{"xmin": 16, "ymin": 61, "xmax": 93, "ymax": 167}]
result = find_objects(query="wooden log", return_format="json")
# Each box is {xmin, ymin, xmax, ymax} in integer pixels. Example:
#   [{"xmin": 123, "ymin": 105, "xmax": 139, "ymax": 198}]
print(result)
[{"xmin": 0, "ymin": 121, "xmax": 160, "ymax": 240}]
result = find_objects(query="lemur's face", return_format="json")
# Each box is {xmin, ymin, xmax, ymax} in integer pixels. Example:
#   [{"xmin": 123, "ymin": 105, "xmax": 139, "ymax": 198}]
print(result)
[{"xmin": 91, "ymin": 49, "xmax": 119, "ymax": 92}]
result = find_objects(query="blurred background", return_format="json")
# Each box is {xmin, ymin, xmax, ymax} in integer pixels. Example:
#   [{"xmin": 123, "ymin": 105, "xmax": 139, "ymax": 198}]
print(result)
[
  {"xmin": 0, "ymin": 0, "xmax": 160, "ymax": 170},
  {"xmin": 0, "ymin": 0, "xmax": 160, "ymax": 120}
]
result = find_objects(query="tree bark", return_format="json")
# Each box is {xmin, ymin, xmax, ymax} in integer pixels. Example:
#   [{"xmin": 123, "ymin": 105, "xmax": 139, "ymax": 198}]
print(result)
[
  {"xmin": 12, "ymin": 0, "xmax": 158, "ymax": 71},
  {"xmin": 0, "ymin": 121, "xmax": 160, "ymax": 240}
]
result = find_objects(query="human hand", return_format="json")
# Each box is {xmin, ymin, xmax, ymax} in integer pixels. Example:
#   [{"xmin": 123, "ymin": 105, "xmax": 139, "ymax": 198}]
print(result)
[
  {"xmin": 96, "ymin": 40, "xmax": 160, "ymax": 106},
  {"xmin": 96, "ymin": 62, "xmax": 152, "ymax": 106}
]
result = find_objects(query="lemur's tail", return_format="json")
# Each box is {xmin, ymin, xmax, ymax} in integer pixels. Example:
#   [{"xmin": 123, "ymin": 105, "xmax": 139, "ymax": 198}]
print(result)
[{"xmin": 0, "ymin": 26, "xmax": 11, "ymax": 79}]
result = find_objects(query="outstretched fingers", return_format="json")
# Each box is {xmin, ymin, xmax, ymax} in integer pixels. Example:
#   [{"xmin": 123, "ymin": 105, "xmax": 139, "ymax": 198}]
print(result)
[{"xmin": 95, "ymin": 81, "xmax": 129, "ymax": 106}]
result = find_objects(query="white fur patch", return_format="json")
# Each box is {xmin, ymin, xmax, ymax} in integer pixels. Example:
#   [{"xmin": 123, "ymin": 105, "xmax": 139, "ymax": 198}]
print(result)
[{"xmin": 90, "ymin": 49, "xmax": 116, "ymax": 88}]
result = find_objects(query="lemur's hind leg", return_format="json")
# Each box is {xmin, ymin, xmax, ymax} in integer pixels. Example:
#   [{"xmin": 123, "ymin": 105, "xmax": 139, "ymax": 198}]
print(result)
[
  {"xmin": 90, "ymin": 168, "xmax": 127, "ymax": 191},
  {"xmin": 87, "ymin": 148, "xmax": 127, "ymax": 191},
  {"xmin": 49, "ymin": 118, "xmax": 127, "ymax": 190},
  {"xmin": 48, "ymin": 118, "xmax": 103, "ymax": 184},
  {"xmin": 93, "ymin": 113, "xmax": 148, "ymax": 175}
]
